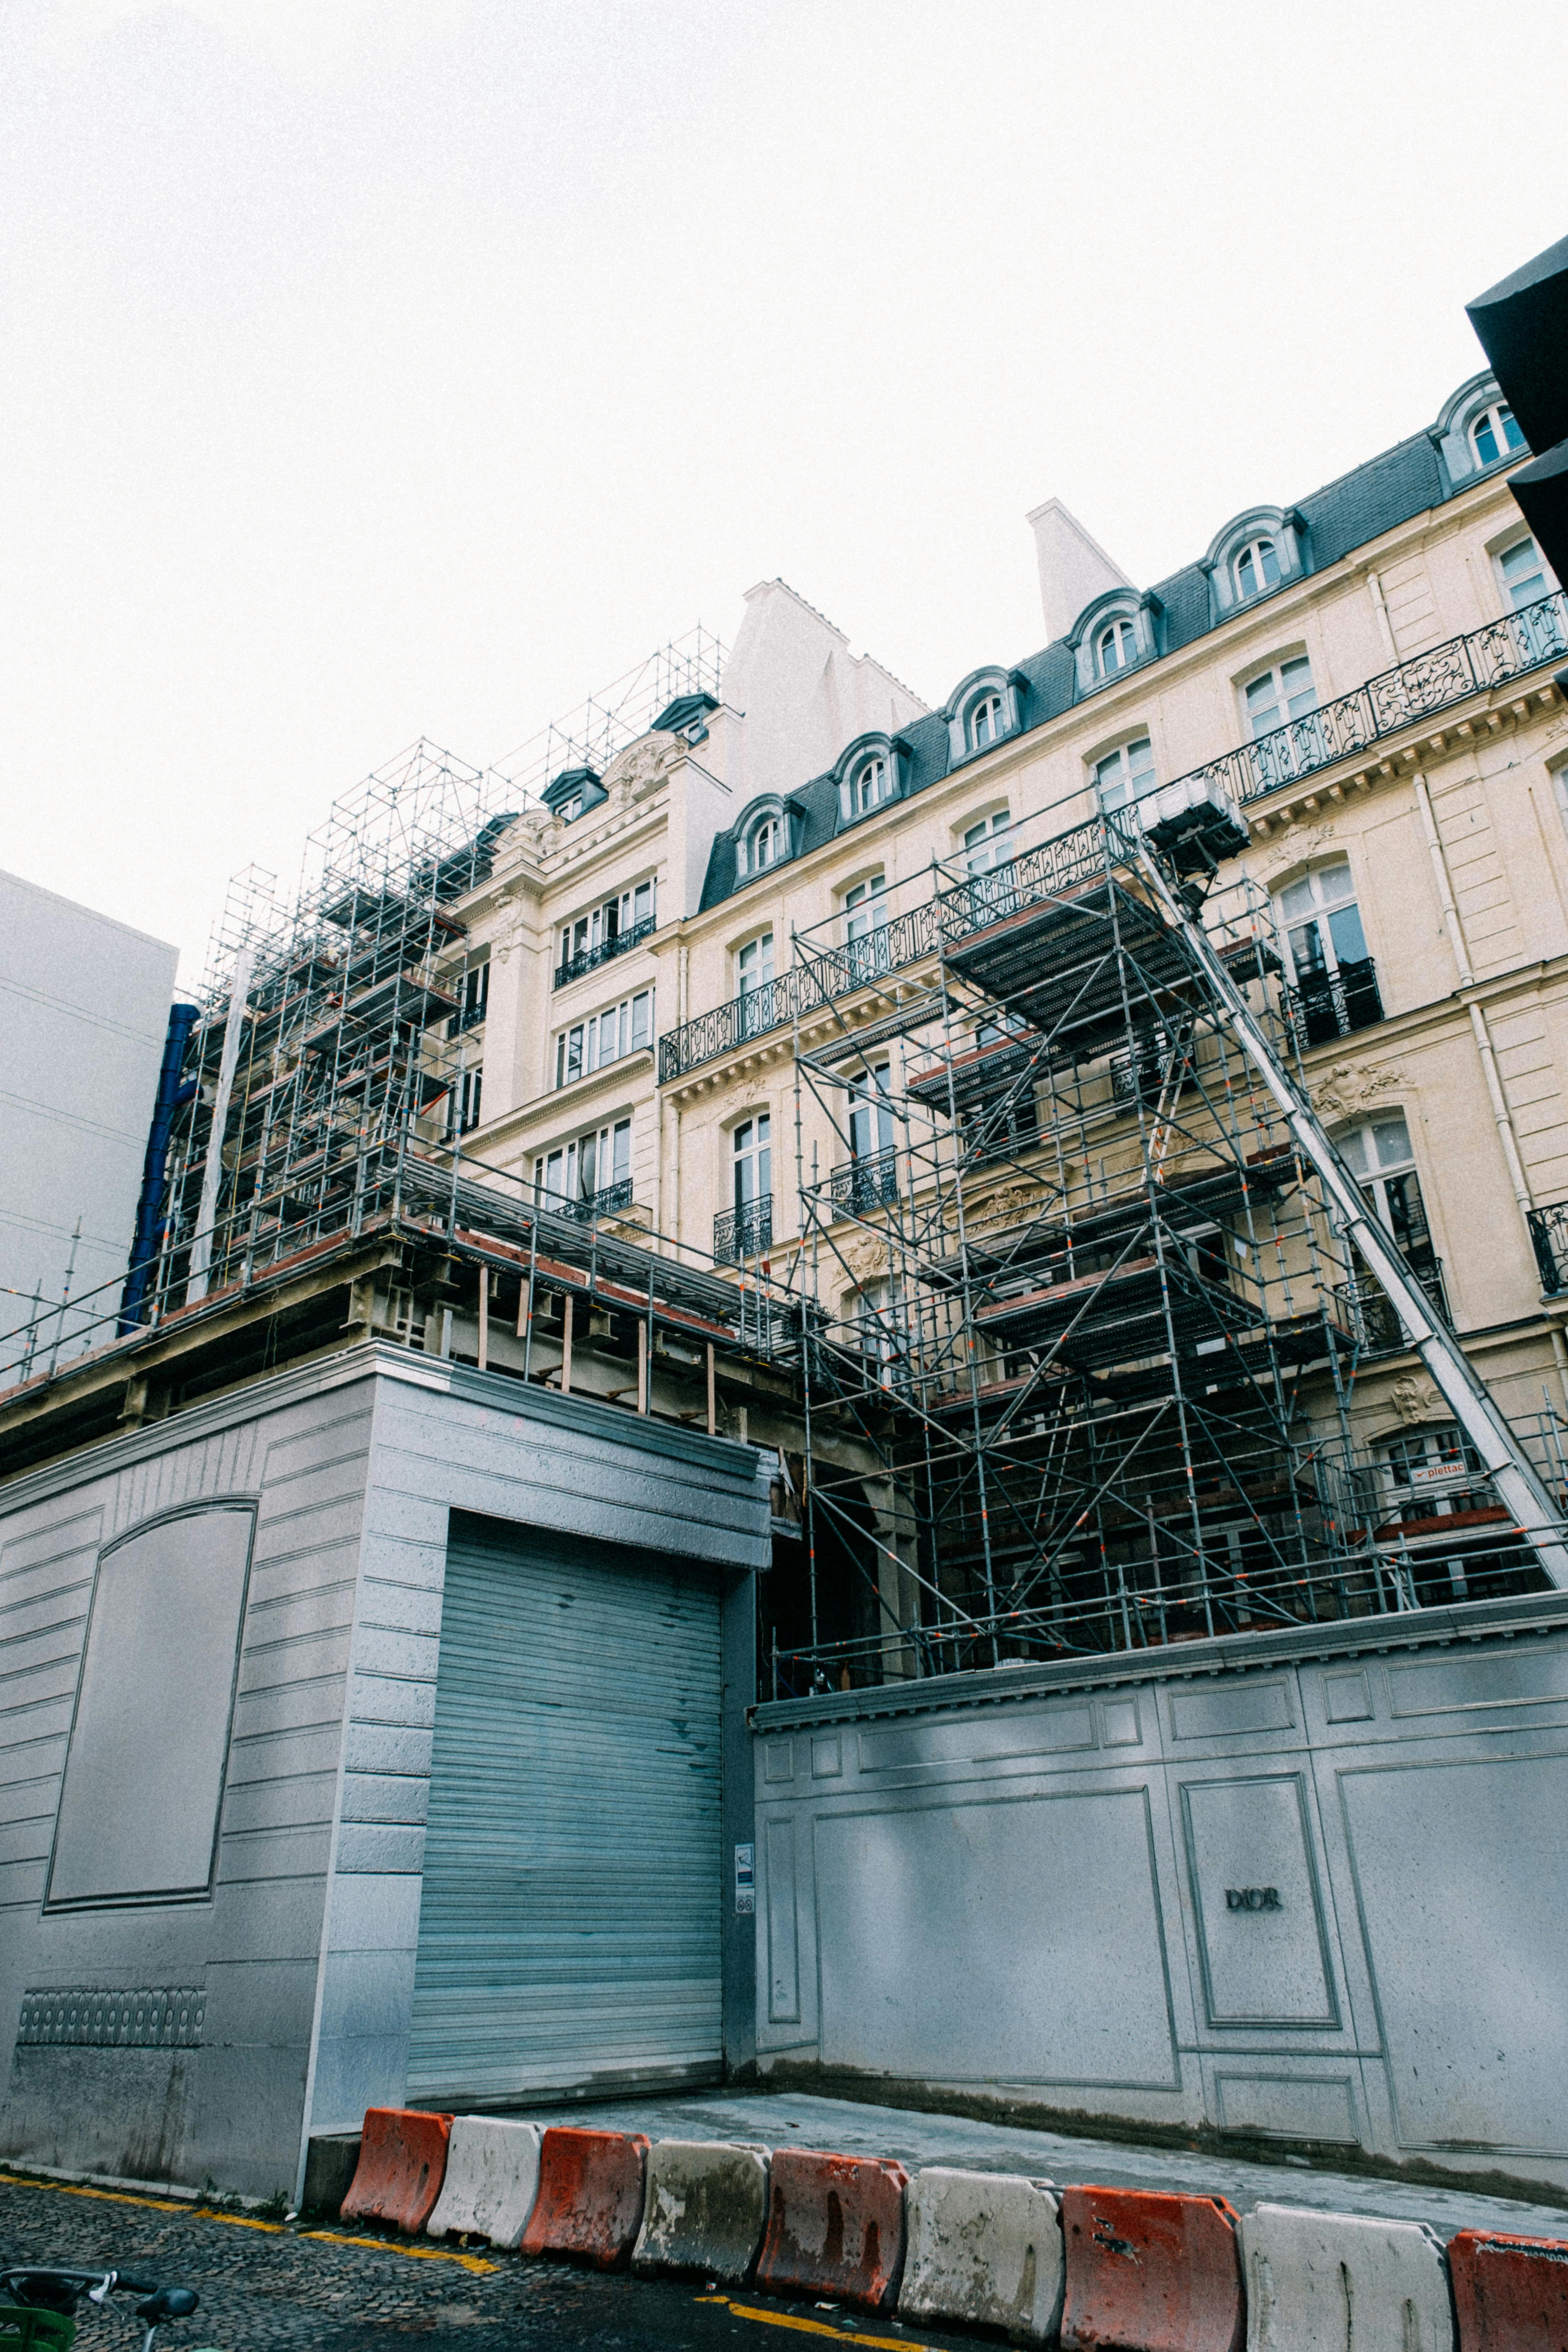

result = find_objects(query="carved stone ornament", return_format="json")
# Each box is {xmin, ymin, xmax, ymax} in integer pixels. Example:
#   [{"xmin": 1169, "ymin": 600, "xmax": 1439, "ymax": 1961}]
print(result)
[
  {"xmin": 510, "ymin": 809, "xmax": 551, "ymax": 858},
  {"xmin": 1261, "ymin": 818, "xmax": 1338, "ymax": 883},
  {"xmin": 1389, "ymin": 1373, "xmax": 1440, "ymax": 1427},
  {"xmin": 603, "ymin": 729, "xmax": 683, "ymax": 803},
  {"xmin": 1312, "ymin": 1059, "xmax": 1405, "ymax": 1124},
  {"xmin": 970, "ymin": 1180, "xmax": 1045, "ymax": 1231},
  {"xmin": 838, "ymin": 1236, "xmax": 889, "ymax": 1287}
]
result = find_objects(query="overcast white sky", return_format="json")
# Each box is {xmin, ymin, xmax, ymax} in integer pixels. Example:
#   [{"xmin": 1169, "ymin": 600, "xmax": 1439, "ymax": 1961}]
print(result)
[{"xmin": 3, "ymin": 0, "xmax": 1564, "ymax": 985}]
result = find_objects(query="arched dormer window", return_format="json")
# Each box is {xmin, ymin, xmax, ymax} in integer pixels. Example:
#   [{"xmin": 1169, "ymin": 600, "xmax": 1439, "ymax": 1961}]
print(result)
[
  {"xmin": 1432, "ymin": 372, "xmax": 1524, "ymax": 486},
  {"xmin": 943, "ymin": 668, "xmax": 1021, "ymax": 764},
  {"xmin": 1096, "ymin": 616, "xmax": 1139, "ymax": 678},
  {"xmin": 733, "ymin": 799, "xmax": 795, "ymax": 880},
  {"xmin": 969, "ymin": 692, "xmax": 1004, "ymax": 749},
  {"xmin": 1470, "ymin": 400, "xmax": 1525, "ymax": 470},
  {"xmin": 1205, "ymin": 508, "xmax": 1303, "ymax": 618},
  {"xmin": 835, "ymin": 733, "xmax": 906, "ymax": 824},
  {"xmin": 1233, "ymin": 536, "xmax": 1281, "ymax": 601}
]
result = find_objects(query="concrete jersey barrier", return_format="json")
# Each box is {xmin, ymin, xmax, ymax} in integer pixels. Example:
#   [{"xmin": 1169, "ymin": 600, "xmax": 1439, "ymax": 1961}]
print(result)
[
  {"xmin": 899, "ymin": 2166, "xmax": 1064, "ymax": 2345},
  {"xmin": 340, "ymin": 2107, "xmax": 453, "ymax": 2236},
  {"xmin": 754, "ymin": 2147, "xmax": 909, "ymax": 2312},
  {"xmin": 1448, "ymin": 2228, "xmax": 1568, "ymax": 2349},
  {"xmin": 1241, "ymin": 2202, "xmax": 1453, "ymax": 2352},
  {"xmin": 1061, "ymin": 2184, "xmax": 1244, "ymax": 2352},
  {"xmin": 631, "ymin": 2139, "xmax": 771, "ymax": 2285},
  {"xmin": 519, "ymin": 2126, "xmax": 651, "ymax": 2269},
  {"xmin": 425, "ymin": 2116, "xmax": 543, "ymax": 2249}
]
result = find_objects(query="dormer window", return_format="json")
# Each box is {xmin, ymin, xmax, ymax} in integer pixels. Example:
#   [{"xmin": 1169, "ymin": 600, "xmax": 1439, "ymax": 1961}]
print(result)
[
  {"xmin": 558, "ymin": 792, "xmax": 583, "ymax": 822},
  {"xmin": 751, "ymin": 816, "xmax": 781, "ymax": 871},
  {"xmin": 1096, "ymin": 616, "xmax": 1139, "ymax": 678},
  {"xmin": 735, "ymin": 805, "xmax": 792, "ymax": 879},
  {"xmin": 968, "ymin": 692, "xmax": 1005, "ymax": 750},
  {"xmin": 1470, "ymin": 401, "xmax": 1525, "ymax": 469},
  {"xmin": 849, "ymin": 754, "xmax": 893, "ymax": 816},
  {"xmin": 1233, "ymin": 537, "xmax": 1281, "ymax": 602}
]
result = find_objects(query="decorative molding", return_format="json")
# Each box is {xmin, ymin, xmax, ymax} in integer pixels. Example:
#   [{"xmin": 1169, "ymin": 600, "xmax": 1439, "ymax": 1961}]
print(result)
[
  {"xmin": 17, "ymin": 1986, "xmax": 206, "ymax": 2049},
  {"xmin": 603, "ymin": 729, "xmax": 683, "ymax": 802},
  {"xmin": 1312, "ymin": 1059, "xmax": 1407, "ymax": 1124},
  {"xmin": 1260, "ymin": 819, "xmax": 1338, "ymax": 882},
  {"xmin": 1387, "ymin": 1373, "xmax": 1441, "ymax": 1427}
]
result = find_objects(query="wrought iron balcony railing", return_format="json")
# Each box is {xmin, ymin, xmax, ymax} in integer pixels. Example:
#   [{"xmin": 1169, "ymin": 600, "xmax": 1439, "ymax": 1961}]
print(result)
[
  {"xmin": 1338, "ymin": 1260, "xmax": 1449, "ymax": 1355},
  {"xmin": 553, "ymin": 916, "xmax": 656, "ymax": 991},
  {"xmin": 1528, "ymin": 1199, "xmax": 1568, "ymax": 1295},
  {"xmin": 1286, "ymin": 955, "xmax": 1384, "ymax": 1048},
  {"xmin": 830, "ymin": 1146, "xmax": 900, "ymax": 1217},
  {"xmin": 658, "ymin": 902, "xmax": 939, "ymax": 1083},
  {"xmin": 1169, "ymin": 591, "xmax": 1568, "ymax": 812},
  {"xmin": 714, "ymin": 1194, "xmax": 773, "ymax": 1264},
  {"xmin": 552, "ymin": 1178, "xmax": 635, "ymax": 1223}
]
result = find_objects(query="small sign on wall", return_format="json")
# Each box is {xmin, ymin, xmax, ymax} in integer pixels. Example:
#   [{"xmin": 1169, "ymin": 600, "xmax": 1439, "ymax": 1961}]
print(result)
[{"xmin": 734, "ymin": 1841, "xmax": 756, "ymax": 1915}]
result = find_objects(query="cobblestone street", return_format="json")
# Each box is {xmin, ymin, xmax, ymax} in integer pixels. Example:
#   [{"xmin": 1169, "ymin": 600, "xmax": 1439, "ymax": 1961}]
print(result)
[{"xmin": 0, "ymin": 2173, "xmax": 974, "ymax": 2352}]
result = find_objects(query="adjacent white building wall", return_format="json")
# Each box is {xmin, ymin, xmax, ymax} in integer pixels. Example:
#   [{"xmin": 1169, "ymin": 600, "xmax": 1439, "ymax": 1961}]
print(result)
[
  {"xmin": 718, "ymin": 579, "xmax": 928, "ymax": 817},
  {"xmin": 0, "ymin": 870, "xmax": 176, "ymax": 1357},
  {"xmin": 1026, "ymin": 498, "xmax": 1133, "ymax": 643}
]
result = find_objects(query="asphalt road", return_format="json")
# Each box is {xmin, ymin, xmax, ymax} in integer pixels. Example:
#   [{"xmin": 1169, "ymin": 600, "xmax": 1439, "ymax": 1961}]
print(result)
[{"xmin": 0, "ymin": 2174, "xmax": 979, "ymax": 2352}]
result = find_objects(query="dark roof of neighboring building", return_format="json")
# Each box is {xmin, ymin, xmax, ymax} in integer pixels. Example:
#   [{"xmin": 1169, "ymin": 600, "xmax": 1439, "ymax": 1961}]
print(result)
[{"xmin": 698, "ymin": 384, "xmax": 1496, "ymax": 913}]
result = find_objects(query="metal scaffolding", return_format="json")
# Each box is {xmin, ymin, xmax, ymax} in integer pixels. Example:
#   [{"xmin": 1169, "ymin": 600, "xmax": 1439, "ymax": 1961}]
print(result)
[{"xmin": 775, "ymin": 787, "xmax": 1565, "ymax": 1694}]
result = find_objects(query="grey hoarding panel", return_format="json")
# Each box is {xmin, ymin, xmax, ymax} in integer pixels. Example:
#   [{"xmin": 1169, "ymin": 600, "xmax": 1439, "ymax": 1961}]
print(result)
[
  {"xmin": 47, "ymin": 1502, "xmax": 256, "ymax": 1908},
  {"xmin": 405, "ymin": 1516, "xmax": 723, "ymax": 2106}
]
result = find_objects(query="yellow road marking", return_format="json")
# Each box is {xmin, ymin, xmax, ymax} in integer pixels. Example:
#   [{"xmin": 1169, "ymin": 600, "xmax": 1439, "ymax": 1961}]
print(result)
[
  {"xmin": 301, "ymin": 2228, "xmax": 496, "ymax": 2274},
  {"xmin": 0, "ymin": 2173, "xmax": 496, "ymax": 2274},
  {"xmin": 698, "ymin": 2296, "xmax": 933, "ymax": 2350}
]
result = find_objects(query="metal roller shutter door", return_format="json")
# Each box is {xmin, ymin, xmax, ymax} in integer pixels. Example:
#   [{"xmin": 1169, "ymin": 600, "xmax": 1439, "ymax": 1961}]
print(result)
[{"xmin": 406, "ymin": 1519, "xmax": 724, "ymax": 2107}]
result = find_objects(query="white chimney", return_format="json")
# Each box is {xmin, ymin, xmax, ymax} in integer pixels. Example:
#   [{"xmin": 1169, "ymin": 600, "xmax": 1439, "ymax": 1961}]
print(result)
[{"xmin": 1026, "ymin": 498, "xmax": 1133, "ymax": 643}]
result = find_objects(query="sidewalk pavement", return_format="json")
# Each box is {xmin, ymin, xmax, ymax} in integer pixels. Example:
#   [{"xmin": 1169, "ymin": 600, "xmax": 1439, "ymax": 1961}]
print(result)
[{"xmin": 516, "ymin": 2085, "xmax": 1568, "ymax": 2242}]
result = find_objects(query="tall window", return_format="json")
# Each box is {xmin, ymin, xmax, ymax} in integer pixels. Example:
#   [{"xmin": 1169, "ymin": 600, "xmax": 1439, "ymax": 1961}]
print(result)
[
  {"xmin": 737, "ymin": 932, "xmax": 775, "ymax": 1041},
  {"xmin": 849, "ymin": 1063, "xmax": 895, "ymax": 1162},
  {"xmin": 967, "ymin": 691, "xmax": 1006, "ymax": 750},
  {"xmin": 540, "ymin": 1116, "xmax": 632, "ymax": 1209},
  {"xmin": 554, "ymin": 987, "xmax": 654, "ymax": 1088},
  {"xmin": 1094, "ymin": 737, "xmax": 1156, "ymax": 812},
  {"xmin": 557, "ymin": 877, "xmax": 656, "ymax": 980},
  {"xmin": 452, "ymin": 1067, "xmax": 483, "ymax": 1136},
  {"xmin": 1499, "ymin": 536, "xmax": 1550, "ymax": 609},
  {"xmin": 1339, "ymin": 1112, "xmax": 1443, "ymax": 1323},
  {"xmin": 1245, "ymin": 654, "xmax": 1321, "ymax": 790},
  {"xmin": 1470, "ymin": 401, "xmax": 1525, "ymax": 468},
  {"xmin": 1233, "ymin": 536, "xmax": 1281, "ymax": 601},
  {"xmin": 856, "ymin": 1276, "xmax": 907, "ymax": 1390},
  {"xmin": 963, "ymin": 811, "xmax": 1012, "ymax": 873},
  {"xmin": 1246, "ymin": 655, "xmax": 1317, "ymax": 738},
  {"xmin": 844, "ymin": 875, "xmax": 888, "ymax": 984},
  {"xmin": 733, "ymin": 1112, "xmax": 771, "ymax": 1212},
  {"xmin": 449, "ymin": 959, "xmax": 490, "ymax": 1037},
  {"xmin": 1096, "ymin": 615, "xmax": 1139, "ymax": 678},
  {"xmin": 1275, "ymin": 861, "xmax": 1382, "ymax": 1042},
  {"xmin": 1379, "ymin": 1423, "xmax": 1485, "ymax": 1518}
]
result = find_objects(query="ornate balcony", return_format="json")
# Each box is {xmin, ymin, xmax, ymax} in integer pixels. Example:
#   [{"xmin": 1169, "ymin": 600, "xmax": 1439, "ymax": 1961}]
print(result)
[
  {"xmin": 1528, "ymin": 1199, "xmax": 1568, "ymax": 1294},
  {"xmin": 1168, "ymin": 591, "xmax": 1568, "ymax": 812},
  {"xmin": 658, "ymin": 902, "xmax": 938, "ymax": 1083},
  {"xmin": 553, "ymin": 916, "xmax": 656, "ymax": 991},
  {"xmin": 553, "ymin": 1178, "xmax": 634, "ymax": 1224},
  {"xmin": 1338, "ymin": 1260, "xmax": 1449, "ymax": 1355},
  {"xmin": 714, "ymin": 1195, "xmax": 773, "ymax": 1265},
  {"xmin": 1287, "ymin": 955, "xmax": 1384, "ymax": 1048},
  {"xmin": 830, "ymin": 1147, "xmax": 900, "ymax": 1217}
]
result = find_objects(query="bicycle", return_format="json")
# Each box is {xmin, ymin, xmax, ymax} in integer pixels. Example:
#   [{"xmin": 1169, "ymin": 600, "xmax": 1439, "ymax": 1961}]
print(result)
[{"xmin": 0, "ymin": 2264, "xmax": 205, "ymax": 2350}]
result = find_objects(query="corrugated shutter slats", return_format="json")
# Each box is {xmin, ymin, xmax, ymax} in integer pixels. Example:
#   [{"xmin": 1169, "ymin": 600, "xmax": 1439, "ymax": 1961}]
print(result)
[{"xmin": 406, "ymin": 1524, "xmax": 723, "ymax": 2105}]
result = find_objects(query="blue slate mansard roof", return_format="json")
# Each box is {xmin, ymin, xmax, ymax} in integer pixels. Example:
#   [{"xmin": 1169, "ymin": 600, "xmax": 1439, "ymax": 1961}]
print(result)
[{"xmin": 697, "ymin": 391, "xmax": 1482, "ymax": 913}]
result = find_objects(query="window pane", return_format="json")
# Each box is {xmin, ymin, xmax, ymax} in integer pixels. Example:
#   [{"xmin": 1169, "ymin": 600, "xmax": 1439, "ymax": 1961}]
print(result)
[
  {"xmin": 1474, "ymin": 413, "xmax": 1499, "ymax": 465},
  {"xmin": 1338, "ymin": 1127, "xmax": 1368, "ymax": 1176},
  {"xmin": 612, "ymin": 1121, "xmax": 631, "ymax": 1183},
  {"xmin": 1127, "ymin": 737, "xmax": 1155, "ymax": 792},
  {"xmin": 1236, "ymin": 547, "xmax": 1255, "ymax": 597},
  {"xmin": 1317, "ymin": 862, "xmax": 1354, "ymax": 905},
  {"xmin": 1289, "ymin": 919, "xmax": 1326, "ymax": 976},
  {"xmin": 1327, "ymin": 903, "xmax": 1368, "ymax": 964},
  {"xmin": 1260, "ymin": 539, "xmax": 1280, "ymax": 586},
  {"xmin": 1246, "ymin": 674, "xmax": 1281, "ymax": 735},
  {"xmin": 1502, "ymin": 539, "xmax": 1547, "ymax": 608},
  {"xmin": 1278, "ymin": 876, "xmax": 1315, "ymax": 920},
  {"xmin": 1501, "ymin": 404, "xmax": 1524, "ymax": 452},
  {"xmin": 1372, "ymin": 1114, "xmax": 1412, "ymax": 1168}
]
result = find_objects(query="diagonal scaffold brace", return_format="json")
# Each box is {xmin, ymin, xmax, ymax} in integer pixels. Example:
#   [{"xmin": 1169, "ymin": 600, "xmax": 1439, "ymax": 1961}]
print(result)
[{"xmin": 1132, "ymin": 834, "xmax": 1568, "ymax": 1591}]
